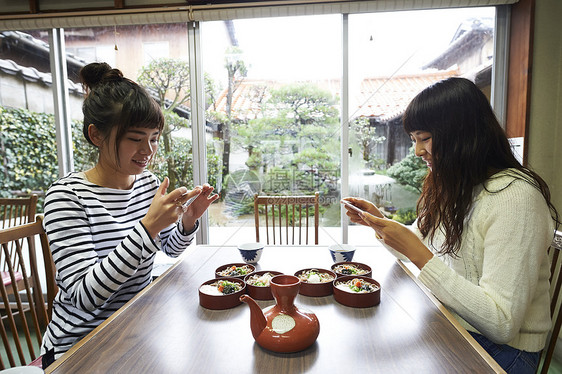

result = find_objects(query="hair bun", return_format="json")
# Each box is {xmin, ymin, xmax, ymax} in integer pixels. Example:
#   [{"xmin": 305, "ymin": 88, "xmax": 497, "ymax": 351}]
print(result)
[{"xmin": 80, "ymin": 62, "xmax": 124, "ymax": 91}]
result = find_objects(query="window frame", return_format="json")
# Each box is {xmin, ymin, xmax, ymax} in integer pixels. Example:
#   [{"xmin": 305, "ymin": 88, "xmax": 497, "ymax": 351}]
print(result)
[{"xmin": 39, "ymin": 3, "xmax": 526, "ymax": 243}]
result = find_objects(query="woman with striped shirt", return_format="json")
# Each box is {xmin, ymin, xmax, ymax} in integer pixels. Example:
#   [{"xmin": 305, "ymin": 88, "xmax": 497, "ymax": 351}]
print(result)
[{"xmin": 40, "ymin": 62, "xmax": 218, "ymax": 368}]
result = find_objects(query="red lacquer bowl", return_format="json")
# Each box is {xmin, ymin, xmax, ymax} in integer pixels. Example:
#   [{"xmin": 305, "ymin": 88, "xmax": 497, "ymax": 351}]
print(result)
[
  {"xmin": 244, "ymin": 270, "xmax": 284, "ymax": 300},
  {"xmin": 333, "ymin": 275, "xmax": 381, "ymax": 308},
  {"xmin": 331, "ymin": 261, "xmax": 372, "ymax": 278},
  {"xmin": 199, "ymin": 277, "xmax": 247, "ymax": 310},
  {"xmin": 294, "ymin": 268, "xmax": 337, "ymax": 297},
  {"xmin": 215, "ymin": 263, "xmax": 256, "ymax": 280}
]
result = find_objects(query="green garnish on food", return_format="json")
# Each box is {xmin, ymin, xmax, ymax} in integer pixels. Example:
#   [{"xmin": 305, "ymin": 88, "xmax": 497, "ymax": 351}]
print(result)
[
  {"xmin": 217, "ymin": 280, "xmax": 240, "ymax": 294},
  {"xmin": 334, "ymin": 264, "xmax": 368, "ymax": 276},
  {"xmin": 219, "ymin": 265, "xmax": 253, "ymax": 277}
]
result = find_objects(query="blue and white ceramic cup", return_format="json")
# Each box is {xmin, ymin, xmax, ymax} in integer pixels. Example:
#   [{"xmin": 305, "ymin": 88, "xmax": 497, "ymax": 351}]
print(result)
[
  {"xmin": 238, "ymin": 242, "xmax": 264, "ymax": 264},
  {"xmin": 329, "ymin": 244, "xmax": 356, "ymax": 262}
]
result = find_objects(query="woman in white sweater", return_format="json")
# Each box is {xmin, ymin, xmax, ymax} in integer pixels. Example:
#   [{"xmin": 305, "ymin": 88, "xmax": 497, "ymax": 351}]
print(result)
[
  {"xmin": 41, "ymin": 62, "xmax": 218, "ymax": 368},
  {"xmin": 343, "ymin": 77, "xmax": 559, "ymax": 374}
]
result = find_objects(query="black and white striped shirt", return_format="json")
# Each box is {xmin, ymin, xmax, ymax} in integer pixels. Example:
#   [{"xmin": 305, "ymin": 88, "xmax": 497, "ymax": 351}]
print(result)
[{"xmin": 41, "ymin": 171, "xmax": 197, "ymax": 358}]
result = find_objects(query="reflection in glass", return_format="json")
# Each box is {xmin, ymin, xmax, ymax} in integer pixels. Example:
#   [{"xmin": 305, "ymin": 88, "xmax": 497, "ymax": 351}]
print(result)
[
  {"xmin": 348, "ymin": 8, "xmax": 495, "ymax": 243},
  {"xmin": 202, "ymin": 16, "xmax": 342, "ymax": 244},
  {"xmin": 62, "ymin": 24, "xmax": 194, "ymax": 190},
  {"xmin": 0, "ymin": 29, "xmax": 57, "ymax": 207}
]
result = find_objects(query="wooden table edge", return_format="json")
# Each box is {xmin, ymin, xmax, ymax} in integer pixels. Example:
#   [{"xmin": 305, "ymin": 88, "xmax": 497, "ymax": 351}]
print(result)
[
  {"xmin": 396, "ymin": 259, "xmax": 506, "ymax": 374},
  {"xmin": 44, "ymin": 253, "xmax": 186, "ymax": 373}
]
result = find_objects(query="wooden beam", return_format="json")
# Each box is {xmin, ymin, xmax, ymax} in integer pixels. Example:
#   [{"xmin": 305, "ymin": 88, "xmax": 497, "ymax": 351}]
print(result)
[
  {"xmin": 506, "ymin": 0, "xmax": 534, "ymax": 165},
  {"xmin": 115, "ymin": 0, "xmax": 125, "ymax": 9},
  {"xmin": 29, "ymin": 0, "xmax": 39, "ymax": 14}
]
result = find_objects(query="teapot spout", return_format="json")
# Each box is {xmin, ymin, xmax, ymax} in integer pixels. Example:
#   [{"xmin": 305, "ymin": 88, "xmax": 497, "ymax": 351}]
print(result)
[{"xmin": 240, "ymin": 294, "xmax": 267, "ymax": 340}]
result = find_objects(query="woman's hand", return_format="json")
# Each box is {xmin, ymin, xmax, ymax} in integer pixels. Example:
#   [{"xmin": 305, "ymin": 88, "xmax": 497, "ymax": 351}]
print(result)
[
  {"xmin": 341, "ymin": 197, "xmax": 383, "ymax": 226},
  {"xmin": 142, "ymin": 178, "xmax": 199, "ymax": 238},
  {"xmin": 180, "ymin": 184, "xmax": 219, "ymax": 232},
  {"xmin": 360, "ymin": 211, "xmax": 433, "ymax": 270}
]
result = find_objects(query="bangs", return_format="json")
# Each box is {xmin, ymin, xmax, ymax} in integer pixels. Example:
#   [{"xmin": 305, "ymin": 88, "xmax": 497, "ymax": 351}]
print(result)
[
  {"xmin": 403, "ymin": 81, "xmax": 449, "ymax": 135},
  {"xmin": 403, "ymin": 95, "xmax": 435, "ymax": 134},
  {"xmin": 112, "ymin": 87, "xmax": 164, "ymax": 158},
  {"xmin": 118, "ymin": 88, "xmax": 164, "ymax": 133}
]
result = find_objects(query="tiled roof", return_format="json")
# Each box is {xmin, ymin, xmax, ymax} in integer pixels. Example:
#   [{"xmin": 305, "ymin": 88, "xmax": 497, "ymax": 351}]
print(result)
[
  {"xmin": 213, "ymin": 69, "xmax": 459, "ymax": 122},
  {"xmin": 353, "ymin": 69, "xmax": 459, "ymax": 121},
  {"xmin": 424, "ymin": 18, "xmax": 493, "ymax": 70},
  {"xmin": 0, "ymin": 58, "xmax": 83, "ymax": 94}
]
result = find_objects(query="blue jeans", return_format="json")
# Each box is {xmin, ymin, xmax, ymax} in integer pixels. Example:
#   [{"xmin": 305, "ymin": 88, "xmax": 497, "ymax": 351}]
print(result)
[{"xmin": 468, "ymin": 331, "xmax": 541, "ymax": 374}]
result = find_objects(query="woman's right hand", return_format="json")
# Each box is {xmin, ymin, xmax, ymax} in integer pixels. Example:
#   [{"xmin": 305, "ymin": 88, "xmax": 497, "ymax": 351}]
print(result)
[
  {"xmin": 141, "ymin": 177, "xmax": 202, "ymax": 239},
  {"xmin": 341, "ymin": 197, "xmax": 384, "ymax": 226}
]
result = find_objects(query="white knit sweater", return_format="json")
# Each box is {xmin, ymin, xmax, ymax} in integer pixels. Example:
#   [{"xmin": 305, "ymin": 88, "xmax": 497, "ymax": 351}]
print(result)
[{"xmin": 388, "ymin": 169, "xmax": 554, "ymax": 352}]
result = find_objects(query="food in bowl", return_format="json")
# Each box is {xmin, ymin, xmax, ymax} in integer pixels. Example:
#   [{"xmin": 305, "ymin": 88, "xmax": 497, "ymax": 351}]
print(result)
[
  {"xmin": 295, "ymin": 268, "xmax": 337, "ymax": 297},
  {"xmin": 246, "ymin": 272, "xmax": 276, "ymax": 287},
  {"xmin": 200, "ymin": 280, "xmax": 243, "ymax": 296},
  {"xmin": 335, "ymin": 278, "xmax": 380, "ymax": 293},
  {"xmin": 198, "ymin": 277, "xmax": 246, "ymax": 310},
  {"xmin": 297, "ymin": 269, "xmax": 335, "ymax": 284},
  {"xmin": 217, "ymin": 264, "xmax": 254, "ymax": 277},
  {"xmin": 244, "ymin": 270, "xmax": 283, "ymax": 300},
  {"xmin": 332, "ymin": 262, "xmax": 371, "ymax": 277},
  {"xmin": 332, "ymin": 275, "xmax": 381, "ymax": 308}
]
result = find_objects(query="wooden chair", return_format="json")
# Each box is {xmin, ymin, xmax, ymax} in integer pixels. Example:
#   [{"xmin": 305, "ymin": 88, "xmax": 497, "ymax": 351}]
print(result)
[
  {"xmin": 1, "ymin": 195, "xmax": 38, "ymax": 290},
  {"xmin": 538, "ymin": 230, "xmax": 562, "ymax": 374},
  {"xmin": 254, "ymin": 192, "xmax": 319, "ymax": 245},
  {"xmin": 0, "ymin": 215, "xmax": 57, "ymax": 369},
  {"xmin": 0, "ymin": 195, "xmax": 38, "ymax": 230}
]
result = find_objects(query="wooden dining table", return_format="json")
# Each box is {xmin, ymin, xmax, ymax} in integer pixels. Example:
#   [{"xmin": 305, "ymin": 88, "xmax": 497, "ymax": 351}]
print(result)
[{"xmin": 45, "ymin": 244, "xmax": 505, "ymax": 374}]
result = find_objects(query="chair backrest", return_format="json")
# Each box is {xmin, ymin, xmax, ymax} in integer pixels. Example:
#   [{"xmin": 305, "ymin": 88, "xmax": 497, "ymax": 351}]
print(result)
[
  {"xmin": 538, "ymin": 230, "xmax": 562, "ymax": 374},
  {"xmin": 0, "ymin": 195, "xmax": 38, "ymax": 276},
  {"xmin": 0, "ymin": 215, "xmax": 57, "ymax": 369},
  {"xmin": 0, "ymin": 195, "xmax": 38, "ymax": 230},
  {"xmin": 254, "ymin": 192, "xmax": 319, "ymax": 245}
]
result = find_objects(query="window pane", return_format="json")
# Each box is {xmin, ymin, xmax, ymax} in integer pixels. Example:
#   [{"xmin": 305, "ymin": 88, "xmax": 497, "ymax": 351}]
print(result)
[
  {"xmin": 348, "ymin": 7, "xmax": 495, "ymax": 244},
  {"xmin": 62, "ymin": 24, "xmax": 193, "ymax": 191},
  {"xmin": 0, "ymin": 30, "xmax": 56, "ymax": 205},
  {"xmin": 202, "ymin": 16, "xmax": 342, "ymax": 245}
]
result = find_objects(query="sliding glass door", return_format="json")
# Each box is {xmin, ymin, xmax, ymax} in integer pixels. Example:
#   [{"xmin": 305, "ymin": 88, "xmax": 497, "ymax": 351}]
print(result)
[
  {"xmin": 4, "ymin": 5, "xmax": 501, "ymax": 246},
  {"xmin": 199, "ymin": 7, "xmax": 497, "ymax": 246},
  {"xmin": 202, "ymin": 16, "xmax": 343, "ymax": 245},
  {"xmin": 62, "ymin": 24, "xmax": 195, "ymax": 192},
  {"xmin": 346, "ymin": 7, "xmax": 496, "ymax": 244}
]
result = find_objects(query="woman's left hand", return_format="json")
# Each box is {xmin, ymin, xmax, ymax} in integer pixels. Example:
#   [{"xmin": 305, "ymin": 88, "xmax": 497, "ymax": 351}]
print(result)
[
  {"xmin": 178, "ymin": 184, "xmax": 219, "ymax": 232},
  {"xmin": 360, "ymin": 211, "xmax": 433, "ymax": 269}
]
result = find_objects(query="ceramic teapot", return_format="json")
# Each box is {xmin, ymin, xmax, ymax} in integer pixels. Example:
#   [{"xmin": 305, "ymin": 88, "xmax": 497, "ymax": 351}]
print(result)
[{"xmin": 240, "ymin": 274, "xmax": 320, "ymax": 353}]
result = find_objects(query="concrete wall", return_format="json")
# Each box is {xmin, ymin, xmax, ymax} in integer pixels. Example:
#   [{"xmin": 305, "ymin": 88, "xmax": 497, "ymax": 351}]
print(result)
[
  {"xmin": 528, "ymin": 0, "xmax": 562, "ymax": 211},
  {"xmin": 0, "ymin": 72, "xmax": 83, "ymax": 119}
]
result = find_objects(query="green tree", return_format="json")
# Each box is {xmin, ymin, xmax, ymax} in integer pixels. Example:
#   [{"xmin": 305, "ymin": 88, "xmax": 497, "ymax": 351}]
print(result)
[
  {"xmin": 267, "ymin": 84, "xmax": 340, "ymax": 188},
  {"xmin": 228, "ymin": 83, "xmax": 341, "ymax": 199},
  {"xmin": 0, "ymin": 106, "xmax": 96, "ymax": 208},
  {"xmin": 149, "ymin": 137, "xmax": 220, "ymax": 190},
  {"xmin": 232, "ymin": 117, "xmax": 274, "ymax": 172},
  {"xmin": 268, "ymin": 84, "xmax": 338, "ymax": 138},
  {"xmin": 351, "ymin": 116, "xmax": 386, "ymax": 169},
  {"xmin": 387, "ymin": 145, "xmax": 428, "ymax": 193},
  {"xmin": 137, "ymin": 58, "xmax": 216, "ymax": 189},
  {"xmin": 221, "ymin": 47, "xmax": 248, "ymax": 186}
]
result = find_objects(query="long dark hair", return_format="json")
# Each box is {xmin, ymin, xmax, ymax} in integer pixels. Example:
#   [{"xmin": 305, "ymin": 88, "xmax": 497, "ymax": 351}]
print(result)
[
  {"xmin": 403, "ymin": 77, "xmax": 559, "ymax": 256},
  {"xmin": 79, "ymin": 62, "xmax": 164, "ymax": 163}
]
